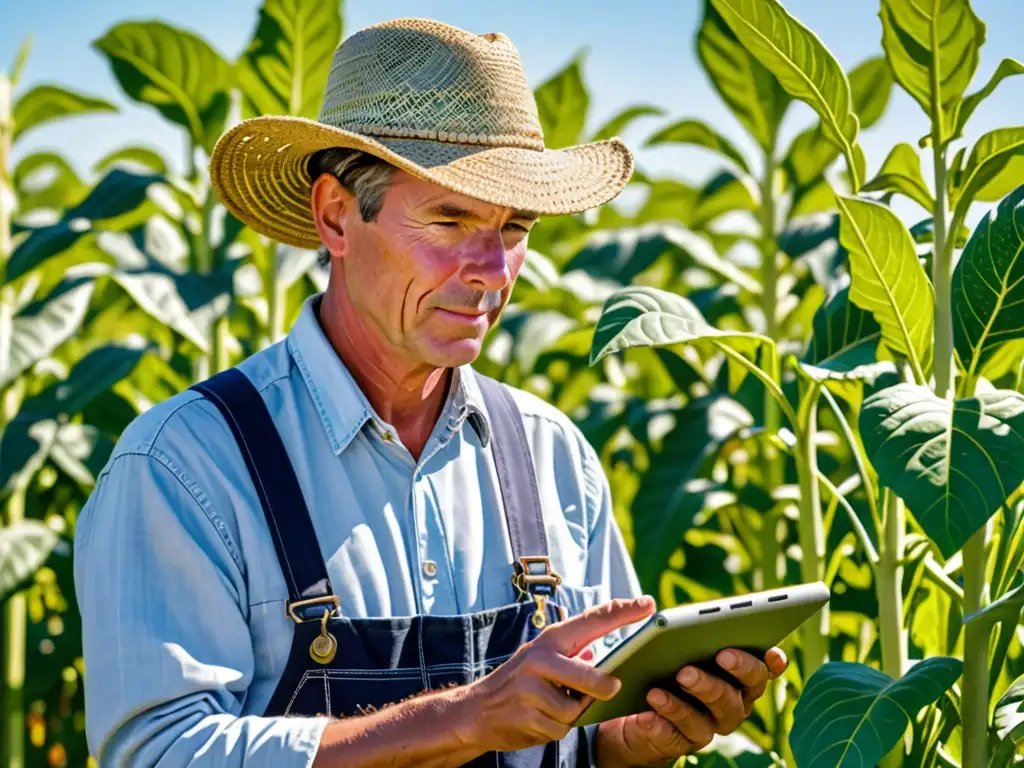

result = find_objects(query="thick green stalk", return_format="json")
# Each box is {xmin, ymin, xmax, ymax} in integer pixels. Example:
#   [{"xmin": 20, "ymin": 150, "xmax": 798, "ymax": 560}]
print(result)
[
  {"xmin": 795, "ymin": 378, "xmax": 827, "ymax": 676},
  {"xmin": 960, "ymin": 527, "xmax": 990, "ymax": 768},
  {"xmin": 758, "ymin": 148, "xmax": 784, "ymax": 592},
  {"xmin": 877, "ymin": 488, "xmax": 907, "ymax": 768},
  {"xmin": 2, "ymin": 488, "xmax": 27, "ymax": 768},
  {"xmin": 930, "ymin": 114, "xmax": 953, "ymax": 400},
  {"xmin": 267, "ymin": 243, "xmax": 287, "ymax": 347}
]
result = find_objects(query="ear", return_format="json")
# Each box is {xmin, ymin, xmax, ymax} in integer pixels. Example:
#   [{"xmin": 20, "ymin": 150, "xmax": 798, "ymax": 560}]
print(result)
[{"xmin": 310, "ymin": 173, "xmax": 355, "ymax": 260}]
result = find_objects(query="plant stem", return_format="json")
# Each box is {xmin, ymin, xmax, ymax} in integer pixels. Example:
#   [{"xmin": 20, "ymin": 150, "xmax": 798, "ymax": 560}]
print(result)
[
  {"xmin": 877, "ymin": 488, "xmax": 907, "ymax": 681},
  {"xmin": 795, "ymin": 378, "xmax": 827, "ymax": 676},
  {"xmin": 758, "ymin": 147, "xmax": 784, "ymax": 593},
  {"xmin": 267, "ymin": 242, "xmax": 286, "ymax": 346},
  {"xmin": 1, "ymin": 488, "xmax": 27, "ymax": 768},
  {"xmin": 960, "ymin": 526, "xmax": 990, "ymax": 768},
  {"xmin": 930, "ymin": 119, "xmax": 953, "ymax": 400}
]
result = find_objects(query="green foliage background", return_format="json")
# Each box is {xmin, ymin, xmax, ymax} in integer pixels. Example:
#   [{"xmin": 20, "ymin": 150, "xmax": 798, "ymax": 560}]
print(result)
[{"xmin": 3, "ymin": 1, "xmax": 1024, "ymax": 767}]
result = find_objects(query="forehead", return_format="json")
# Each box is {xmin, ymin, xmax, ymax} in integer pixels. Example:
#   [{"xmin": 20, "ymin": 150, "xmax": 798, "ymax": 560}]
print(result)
[{"xmin": 390, "ymin": 171, "xmax": 537, "ymax": 220}]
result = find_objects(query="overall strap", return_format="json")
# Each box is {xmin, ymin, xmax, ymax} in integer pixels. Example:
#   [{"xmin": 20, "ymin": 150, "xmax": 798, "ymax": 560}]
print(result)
[
  {"xmin": 190, "ymin": 368, "xmax": 338, "ymax": 621},
  {"xmin": 475, "ymin": 375, "xmax": 560, "ymax": 603}
]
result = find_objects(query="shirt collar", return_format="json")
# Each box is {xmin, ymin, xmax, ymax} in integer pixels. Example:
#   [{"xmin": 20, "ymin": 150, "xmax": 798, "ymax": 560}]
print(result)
[{"xmin": 286, "ymin": 294, "xmax": 491, "ymax": 454}]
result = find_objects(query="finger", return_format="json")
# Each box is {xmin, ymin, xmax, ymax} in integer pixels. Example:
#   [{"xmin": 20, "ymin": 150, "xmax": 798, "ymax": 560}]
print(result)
[
  {"xmin": 529, "ymin": 651, "xmax": 622, "ymax": 701},
  {"xmin": 525, "ymin": 677, "xmax": 591, "ymax": 725},
  {"xmin": 716, "ymin": 649, "xmax": 771, "ymax": 690},
  {"xmin": 540, "ymin": 596, "xmax": 656, "ymax": 656},
  {"xmin": 521, "ymin": 704, "xmax": 575, "ymax": 744},
  {"xmin": 676, "ymin": 665, "xmax": 745, "ymax": 733},
  {"xmin": 645, "ymin": 688, "xmax": 715, "ymax": 752},
  {"xmin": 764, "ymin": 646, "xmax": 788, "ymax": 677}
]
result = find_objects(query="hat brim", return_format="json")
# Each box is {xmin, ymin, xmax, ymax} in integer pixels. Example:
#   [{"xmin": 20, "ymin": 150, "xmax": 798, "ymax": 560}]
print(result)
[{"xmin": 208, "ymin": 115, "xmax": 634, "ymax": 250}]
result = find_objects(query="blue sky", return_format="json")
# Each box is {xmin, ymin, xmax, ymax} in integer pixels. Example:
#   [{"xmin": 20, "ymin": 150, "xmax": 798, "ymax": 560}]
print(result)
[{"xmin": 4, "ymin": 0, "xmax": 1024, "ymax": 230}]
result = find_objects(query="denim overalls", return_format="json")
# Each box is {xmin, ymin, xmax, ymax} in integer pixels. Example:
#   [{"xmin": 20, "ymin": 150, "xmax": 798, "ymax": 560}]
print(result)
[{"xmin": 191, "ymin": 367, "xmax": 600, "ymax": 767}]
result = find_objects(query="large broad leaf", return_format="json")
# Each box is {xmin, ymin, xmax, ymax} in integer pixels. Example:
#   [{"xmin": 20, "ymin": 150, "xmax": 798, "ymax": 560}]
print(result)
[
  {"xmin": 644, "ymin": 118, "xmax": 751, "ymax": 173},
  {"xmin": 564, "ymin": 224, "xmax": 759, "ymax": 293},
  {"xmin": 8, "ymin": 169, "xmax": 163, "ymax": 282},
  {"xmin": 695, "ymin": 0, "xmax": 790, "ymax": 152},
  {"xmin": 953, "ymin": 57, "xmax": 1024, "ymax": 142},
  {"xmin": 590, "ymin": 105, "xmax": 665, "ymax": 142},
  {"xmin": 880, "ymin": 0, "xmax": 984, "ymax": 146},
  {"xmin": 92, "ymin": 145, "xmax": 169, "ymax": 175},
  {"xmin": 12, "ymin": 84, "xmax": 116, "ymax": 141},
  {"xmin": 49, "ymin": 423, "xmax": 117, "ymax": 488},
  {"xmin": 861, "ymin": 143, "xmax": 935, "ymax": 214},
  {"xmin": 790, "ymin": 658, "xmax": 963, "ymax": 768},
  {"xmin": 237, "ymin": 0, "xmax": 341, "ymax": 119},
  {"xmin": 951, "ymin": 183, "xmax": 1024, "ymax": 382},
  {"xmin": 709, "ymin": 0, "xmax": 863, "ymax": 189},
  {"xmin": 15, "ymin": 343, "xmax": 148, "ymax": 422},
  {"xmin": 631, "ymin": 395, "xmax": 752, "ymax": 592},
  {"xmin": 589, "ymin": 286, "xmax": 768, "ymax": 365},
  {"xmin": 14, "ymin": 151, "xmax": 90, "ymax": 213},
  {"xmin": 835, "ymin": 195, "xmax": 934, "ymax": 382},
  {"xmin": 993, "ymin": 675, "xmax": 1024, "ymax": 745},
  {"xmin": 632, "ymin": 178, "xmax": 700, "ymax": 226},
  {"xmin": 950, "ymin": 127, "xmax": 1024, "ymax": 212},
  {"xmin": 691, "ymin": 170, "xmax": 759, "ymax": 229},
  {"xmin": 783, "ymin": 56, "xmax": 893, "ymax": 190},
  {"xmin": 1, "ymin": 279, "xmax": 95, "ymax": 389},
  {"xmin": 860, "ymin": 383, "xmax": 1024, "ymax": 557},
  {"xmin": 0, "ymin": 521, "xmax": 59, "ymax": 602},
  {"xmin": 92, "ymin": 21, "xmax": 233, "ymax": 153},
  {"xmin": 799, "ymin": 286, "xmax": 887, "ymax": 384},
  {"xmin": 534, "ymin": 48, "xmax": 588, "ymax": 149}
]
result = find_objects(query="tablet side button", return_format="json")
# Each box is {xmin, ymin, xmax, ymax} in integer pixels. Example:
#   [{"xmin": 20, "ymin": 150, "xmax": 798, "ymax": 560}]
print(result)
[
  {"xmin": 698, "ymin": 607, "xmax": 720, "ymax": 615},
  {"xmin": 768, "ymin": 594, "xmax": 788, "ymax": 603},
  {"xmin": 730, "ymin": 600, "xmax": 753, "ymax": 609}
]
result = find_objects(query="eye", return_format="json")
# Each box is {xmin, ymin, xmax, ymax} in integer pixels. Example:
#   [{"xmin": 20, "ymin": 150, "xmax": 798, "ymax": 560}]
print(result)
[
  {"xmin": 504, "ymin": 222, "xmax": 530, "ymax": 233},
  {"xmin": 432, "ymin": 221, "xmax": 459, "ymax": 228}
]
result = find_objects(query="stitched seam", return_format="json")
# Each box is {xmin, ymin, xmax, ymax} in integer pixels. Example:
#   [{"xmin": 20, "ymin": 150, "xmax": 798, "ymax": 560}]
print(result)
[
  {"xmin": 288, "ymin": 336, "xmax": 344, "ymax": 451},
  {"xmin": 324, "ymin": 673, "xmax": 331, "ymax": 716},
  {"xmin": 146, "ymin": 393, "xmax": 208, "ymax": 456},
  {"xmin": 321, "ymin": 669, "xmax": 425, "ymax": 679},
  {"xmin": 143, "ymin": 449, "xmax": 245, "ymax": 574},
  {"xmin": 286, "ymin": 670, "xmax": 315, "ymax": 713},
  {"xmin": 417, "ymin": 618, "xmax": 429, "ymax": 690},
  {"xmin": 199, "ymin": 385, "xmax": 301, "ymax": 597}
]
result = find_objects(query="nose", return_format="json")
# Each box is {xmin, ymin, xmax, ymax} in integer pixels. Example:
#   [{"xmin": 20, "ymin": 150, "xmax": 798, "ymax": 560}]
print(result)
[{"xmin": 459, "ymin": 231, "xmax": 509, "ymax": 293}]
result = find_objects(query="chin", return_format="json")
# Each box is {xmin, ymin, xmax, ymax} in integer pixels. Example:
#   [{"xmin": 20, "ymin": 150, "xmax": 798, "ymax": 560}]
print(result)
[{"xmin": 422, "ymin": 338, "xmax": 484, "ymax": 368}]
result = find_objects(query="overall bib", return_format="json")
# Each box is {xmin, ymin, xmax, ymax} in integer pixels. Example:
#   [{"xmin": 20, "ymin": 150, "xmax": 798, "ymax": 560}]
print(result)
[{"xmin": 191, "ymin": 368, "xmax": 601, "ymax": 767}]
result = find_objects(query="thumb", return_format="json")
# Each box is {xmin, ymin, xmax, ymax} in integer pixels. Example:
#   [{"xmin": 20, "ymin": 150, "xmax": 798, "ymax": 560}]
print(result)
[{"xmin": 543, "ymin": 595, "xmax": 655, "ymax": 656}]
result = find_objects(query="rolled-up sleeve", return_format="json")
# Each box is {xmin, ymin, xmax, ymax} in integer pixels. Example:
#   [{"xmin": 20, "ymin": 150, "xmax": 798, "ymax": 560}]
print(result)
[{"xmin": 74, "ymin": 449, "xmax": 328, "ymax": 767}]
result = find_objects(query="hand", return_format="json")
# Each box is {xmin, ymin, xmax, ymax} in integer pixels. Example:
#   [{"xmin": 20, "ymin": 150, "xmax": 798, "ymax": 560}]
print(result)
[
  {"xmin": 596, "ymin": 647, "xmax": 788, "ymax": 767},
  {"xmin": 451, "ymin": 596, "xmax": 657, "ymax": 755}
]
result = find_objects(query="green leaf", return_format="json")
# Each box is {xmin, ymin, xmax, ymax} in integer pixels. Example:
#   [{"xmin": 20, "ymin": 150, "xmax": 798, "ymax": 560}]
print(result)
[
  {"xmin": 13, "ymin": 151, "xmax": 90, "ymax": 213},
  {"xmin": 589, "ymin": 285, "xmax": 768, "ymax": 365},
  {"xmin": 49, "ymin": 423, "xmax": 116, "ymax": 488},
  {"xmin": 709, "ymin": 0, "xmax": 863, "ymax": 189},
  {"xmin": 692, "ymin": 170, "xmax": 759, "ymax": 229},
  {"xmin": 782, "ymin": 57, "xmax": 893, "ymax": 190},
  {"xmin": 15, "ymin": 343, "xmax": 148, "ymax": 421},
  {"xmin": 954, "ymin": 58, "xmax": 1024, "ymax": 142},
  {"xmin": 861, "ymin": 143, "xmax": 935, "ymax": 213},
  {"xmin": 695, "ymin": 0, "xmax": 790, "ymax": 152},
  {"xmin": 91, "ymin": 145, "xmax": 169, "ymax": 175},
  {"xmin": 632, "ymin": 178, "xmax": 700, "ymax": 226},
  {"xmin": 952, "ymin": 183, "xmax": 1024, "ymax": 383},
  {"xmin": 10, "ymin": 36, "xmax": 32, "ymax": 88},
  {"xmin": 565, "ymin": 224, "xmax": 760, "ymax": 293},
  {"xmin": 880, "ymin": 0, "xmax": 985, "ymax": 146},
  {"xmin": 534, "ymin": 48, "xmax": 589, "ymax": 149},
  {"xmin": 994, "ymin": 675, "xmax": 1024, "ymax": 742},
  {"xmin": 12, "ymin": 84, "xmax": 117, "ymax": 141},
  {"xmin": 0, "ymin": 521, "xmax": 59, "ymax": 602},
  {"xmin": 836, "ymin": 195, "xmax": 934, "ymax": 383},
  {"xmin": 111, "ymin": 269, "xmax": 211, "ymax": 351},
  {"xmin": 631, "ymin": 395, "xmax": 752, "ymax": 592},
  {"xmin": 799, "ymin": 286, "xmax": 888, "ymax": 384},
  {"xmin": 7, "ymin": 169, "xmax": 163, "ymax": 282},
  {"xmin": 962, "ymin": 573, "xmax": 1024, "ymax": 627},
  {"xmin": 1, "ymin": 279, "xmax": 95, "ymax": 390},
  {"xmin": 644, "ymin": 118, "xmax": 751, "ymax": 173},
  {"xmin": 790, "ymin": 658, "xmax": 963, "ymax": 768},
  {"xmin": 237, "ymin": 0, "xmax": 341, "ymax": 119},
  {"xmin": 92, "ymin": 20, "xmax": 233, "ymax": 153},
  {"xmin": 950, "ymin": 127, "xmax": 1024, "ymax": 212},
  {"xmin": 590, "ymin": 105, "xmax": 665, "ymax": 142},
  {"xmin": 860, "ymin": 383, "xmax": 1024, "ymax": 557}
]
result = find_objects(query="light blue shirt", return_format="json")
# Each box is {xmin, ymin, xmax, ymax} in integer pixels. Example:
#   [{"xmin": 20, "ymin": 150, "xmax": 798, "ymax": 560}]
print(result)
[{"xmin": 73, "ymin": 293, "xmax": 642, "ymax": 767}]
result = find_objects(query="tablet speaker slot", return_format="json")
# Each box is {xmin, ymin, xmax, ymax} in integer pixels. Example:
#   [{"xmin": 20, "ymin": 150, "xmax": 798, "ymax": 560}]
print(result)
[
  {"xmin": 698, "ymin": 607, "xmax": 720, "ymax": 615},
  {"xmin": 730, "ymin": 600, "xmax": 753, "ymax": 609},
  {"xmin": 768, "ymin": 594, "xmax": 788, "ymax": 603}
]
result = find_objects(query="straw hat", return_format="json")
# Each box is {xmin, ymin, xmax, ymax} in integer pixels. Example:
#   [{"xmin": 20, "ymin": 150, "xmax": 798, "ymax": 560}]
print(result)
[{"xmin": 208, "ymin": 17, "xmax": 634, "ymax": 250}]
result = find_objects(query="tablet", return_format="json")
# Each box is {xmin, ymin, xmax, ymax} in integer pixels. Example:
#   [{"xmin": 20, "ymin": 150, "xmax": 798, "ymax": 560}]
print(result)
[{"xmin": 572, "ymin": 581, "xmax": 830, "ymax": 727}]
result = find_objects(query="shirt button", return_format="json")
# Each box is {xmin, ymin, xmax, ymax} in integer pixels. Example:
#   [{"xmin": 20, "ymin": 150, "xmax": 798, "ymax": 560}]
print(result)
[{"xmin": 422, "ymin": 560, "xmax": 437, "ymax": 577}]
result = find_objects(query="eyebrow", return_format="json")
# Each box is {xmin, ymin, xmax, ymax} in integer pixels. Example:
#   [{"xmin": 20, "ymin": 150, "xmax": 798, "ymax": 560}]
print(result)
[{"xmin": 425, "ymin": 202, "xmax": 538, "ymax": 222}]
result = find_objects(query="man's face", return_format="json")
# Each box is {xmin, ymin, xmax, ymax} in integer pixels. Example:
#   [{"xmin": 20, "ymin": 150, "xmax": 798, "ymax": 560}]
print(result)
[{"xmin": 318, "ymin": 169, "xmax": 536, "ymax": 369}]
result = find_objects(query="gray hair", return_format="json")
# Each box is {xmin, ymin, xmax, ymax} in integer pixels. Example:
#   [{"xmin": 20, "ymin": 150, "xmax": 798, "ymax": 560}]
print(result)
[{"xmin": 307, "ymin": 148, "xmax": 397, "ymax": 267}]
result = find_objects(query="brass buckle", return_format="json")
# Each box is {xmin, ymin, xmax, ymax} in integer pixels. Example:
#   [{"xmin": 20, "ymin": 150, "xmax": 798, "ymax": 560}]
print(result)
[
  {"xmin": 511, "ymin": 556, "xmax": 562, "ymax": 599},
  {"xmin": 286, "ymin": 595, "xmax": 341, "ymax": 624}
]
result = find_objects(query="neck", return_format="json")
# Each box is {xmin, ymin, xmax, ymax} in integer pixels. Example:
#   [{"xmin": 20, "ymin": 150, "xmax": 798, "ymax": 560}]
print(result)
[{"xmin": 317, "ymin": 282, "xmax": 450, "ymax": 460}]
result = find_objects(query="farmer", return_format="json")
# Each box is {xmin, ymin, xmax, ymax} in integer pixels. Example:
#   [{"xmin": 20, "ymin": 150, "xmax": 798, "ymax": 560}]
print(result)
[{"xmin": 74, "ymin": 17, "xmax": 787, "ymax": 767}]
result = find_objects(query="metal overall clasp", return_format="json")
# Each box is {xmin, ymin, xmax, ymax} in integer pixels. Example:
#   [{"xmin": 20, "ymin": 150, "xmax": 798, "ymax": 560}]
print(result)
[
  {"xmin": 286, "ymin": 595, "xmax": 341, "ymax": 665},
  {"xmin": 511, "ymin": 556, "xmax": 565, "ymax": 629}
]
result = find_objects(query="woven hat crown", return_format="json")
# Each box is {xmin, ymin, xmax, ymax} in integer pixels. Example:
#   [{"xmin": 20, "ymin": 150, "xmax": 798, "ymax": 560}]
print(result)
[{"xmin": 317, "ymin": 18, "xmax": 546, "ymax": 150}]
